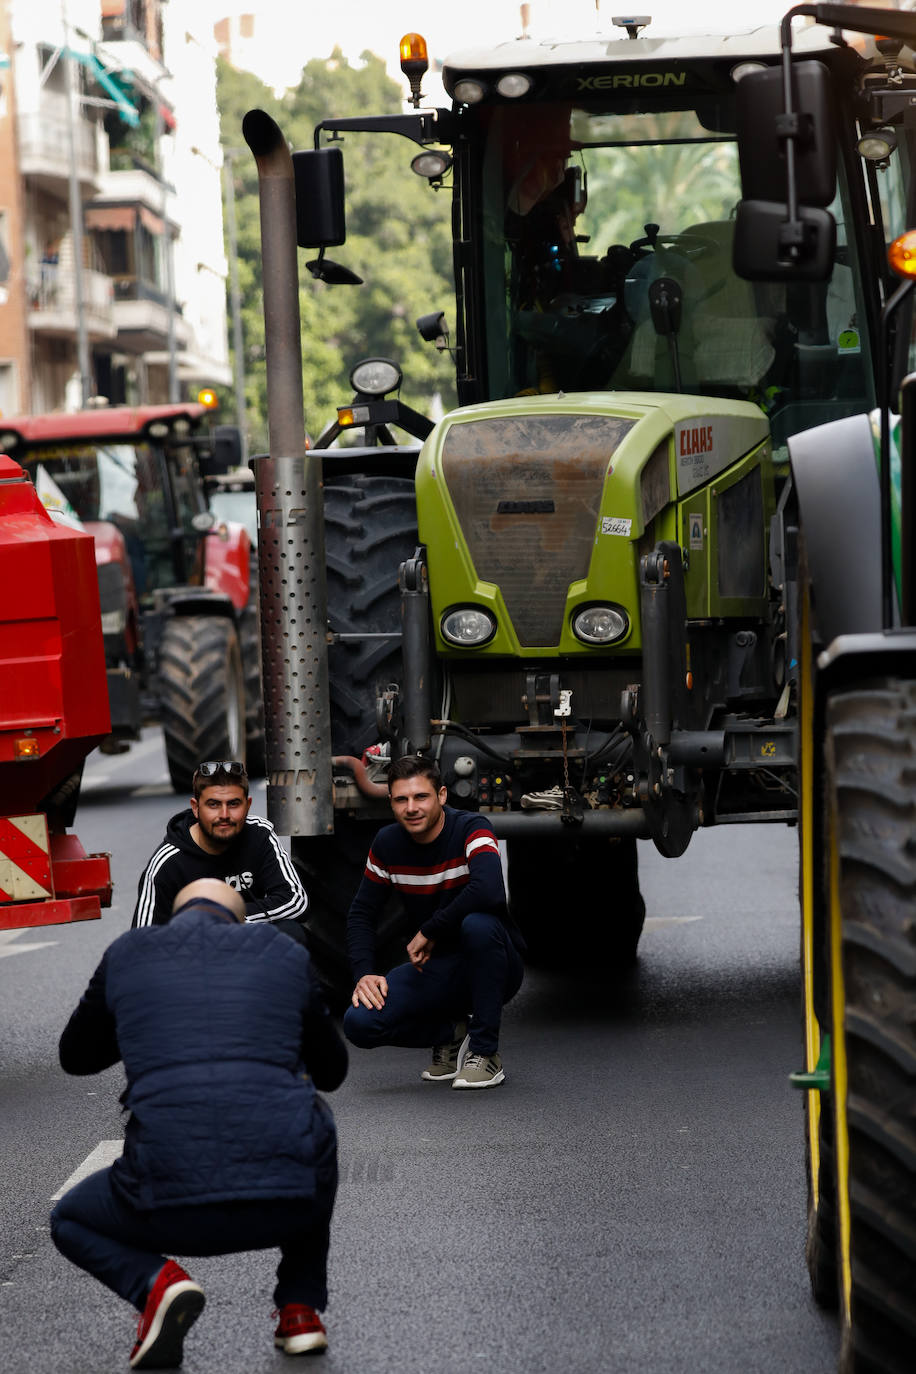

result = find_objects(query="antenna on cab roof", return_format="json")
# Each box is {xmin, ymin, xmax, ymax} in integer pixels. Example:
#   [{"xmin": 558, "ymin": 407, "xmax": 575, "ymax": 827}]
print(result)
[{"xmin": 612, "ymin": 14, "xmax": 651, "ymax": 39}]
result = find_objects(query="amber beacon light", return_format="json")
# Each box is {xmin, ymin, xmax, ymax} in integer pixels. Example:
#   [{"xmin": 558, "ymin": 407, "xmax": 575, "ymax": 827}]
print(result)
[
  {"xmin": 889, "ymin": 230, "xmax": 916, "ymax": 279},
  {"xmin": 400, "ymin": 33, "xmax": 429, "ymax": 107}
]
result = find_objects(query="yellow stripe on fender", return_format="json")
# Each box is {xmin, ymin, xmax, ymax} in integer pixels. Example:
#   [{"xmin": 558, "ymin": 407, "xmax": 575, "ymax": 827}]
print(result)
[{"xmin": 828, "ymin": 811, "xmax": 852, "ymax": 1316}]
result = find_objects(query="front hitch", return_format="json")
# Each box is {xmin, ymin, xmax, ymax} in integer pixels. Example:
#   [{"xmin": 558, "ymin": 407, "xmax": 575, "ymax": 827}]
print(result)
[{"xmin": 630, "ymin": 539, "xmax": 701, "ymax": 857}]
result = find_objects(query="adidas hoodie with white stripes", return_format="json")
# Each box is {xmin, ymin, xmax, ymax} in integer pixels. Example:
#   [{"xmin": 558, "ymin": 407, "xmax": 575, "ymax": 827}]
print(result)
[{"xmin": 132, "ymin": 810, "xmax": 308, "ymax": 929}]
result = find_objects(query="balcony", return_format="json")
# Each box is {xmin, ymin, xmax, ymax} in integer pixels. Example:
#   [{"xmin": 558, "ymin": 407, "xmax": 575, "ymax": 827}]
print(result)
[
  {"xmin": 18, "ymin": 112, "xmax": 100, "ymax": 195},
  {"xmin": 27, "ymin": 265, "xmax": 115, "ymax": 340},
  {"xmin": 94, "ymin": 164, "xmax": 174, "ymax": 225},
  {"xmin": 110, "ymin": 277, "xmax": 187, "ymax": 352}
]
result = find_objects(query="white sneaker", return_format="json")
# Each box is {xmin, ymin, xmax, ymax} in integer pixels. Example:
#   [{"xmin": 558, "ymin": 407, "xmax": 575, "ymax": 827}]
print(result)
[
  {"xmin": 452, "ymin": 1051, "xmax": 505, "ymax": 1089},
  {"xmin": 421, "ymin": 1022, "xmax": 469, "ymax": 1081}
]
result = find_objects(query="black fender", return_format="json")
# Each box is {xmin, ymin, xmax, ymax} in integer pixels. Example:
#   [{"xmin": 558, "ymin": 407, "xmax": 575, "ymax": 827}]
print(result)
[
  {"xmin": 788, "ymin": 413, "xmax": 881, "ymax": 646},
  {"xmin": 160, "ymin": 589, "xmax": 237, "ymax": 620}
]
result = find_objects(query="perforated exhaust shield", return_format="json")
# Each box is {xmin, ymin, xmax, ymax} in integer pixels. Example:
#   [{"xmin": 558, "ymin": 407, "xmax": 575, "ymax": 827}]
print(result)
[
  {"xmin": 253, "ymin": 453, "xmax": 333, "ymax": 838},
  {"xmin": 441, "ymin": 413, "xmax": 634, "ymax": 645}
]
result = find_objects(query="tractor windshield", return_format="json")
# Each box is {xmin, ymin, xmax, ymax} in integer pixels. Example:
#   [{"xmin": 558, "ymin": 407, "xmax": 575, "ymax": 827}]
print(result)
[
  {"xmin": 477, "ymin": 98, "xmax": 874, "ymax": 458},
  {"xmin": 23, "ymin": 439, "xmax": 203, "ymax": 597}
]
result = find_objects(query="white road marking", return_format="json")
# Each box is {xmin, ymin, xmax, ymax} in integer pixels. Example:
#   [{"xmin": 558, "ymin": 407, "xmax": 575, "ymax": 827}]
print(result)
[
  {"xmin": 643, "ymin": 916, "xmax": 703, "ymax": 928},
  {"xmin": 0, "ymin": 939, "xmax": 57, "ymax": 958},
  {"xmin": 84, "ymin": 732, "xmax": 170, "ymax": 791},
  {"xmin": 51, "ymin": 1140, "xmax": 124, "ymax": 1200}
]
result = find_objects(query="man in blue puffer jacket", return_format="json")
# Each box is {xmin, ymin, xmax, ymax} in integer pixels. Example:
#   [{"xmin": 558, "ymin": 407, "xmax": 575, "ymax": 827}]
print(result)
[{"xmin": 50, "ymin": 879, "xmax": 347, "ymax": 1369}]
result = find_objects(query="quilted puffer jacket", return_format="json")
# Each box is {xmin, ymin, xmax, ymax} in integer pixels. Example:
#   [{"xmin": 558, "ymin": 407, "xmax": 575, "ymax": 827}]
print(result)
[{"xmin": 58, "ymin": 902, "xmax": 347, "ymax": 1210}]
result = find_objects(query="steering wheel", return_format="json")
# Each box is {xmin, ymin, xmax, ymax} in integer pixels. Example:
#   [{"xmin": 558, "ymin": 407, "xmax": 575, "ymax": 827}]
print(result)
[{"xmin": 628, "ymin": 224, "xmax": 718, "ymax": 260}]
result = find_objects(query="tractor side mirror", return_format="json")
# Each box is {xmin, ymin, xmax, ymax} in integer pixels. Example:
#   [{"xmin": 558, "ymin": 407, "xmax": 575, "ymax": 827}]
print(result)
[
  {"xmin": 292, "ymin": 147, "xmax": 346, "ymax": 248},
  {"xmin": 733, "ymin": 60, "xmax": 837, "ymax": 282},
  {"xmin": 199, "ymin": 425, "xmax": 243, "ymax": 476}
]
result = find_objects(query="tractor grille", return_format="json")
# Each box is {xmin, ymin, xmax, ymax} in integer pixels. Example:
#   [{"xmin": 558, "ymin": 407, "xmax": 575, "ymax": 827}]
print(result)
[
  {"xmin": 449, "ymin": 660, "xmax": 638, "ymax": 726},
  {"xmin": 441, "ymin": 414, "xmax": 634, "ymax": 645}
]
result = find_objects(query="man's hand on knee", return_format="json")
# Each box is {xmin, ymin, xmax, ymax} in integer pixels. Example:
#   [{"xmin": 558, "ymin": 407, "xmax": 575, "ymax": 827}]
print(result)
[
  {"xmin": 352, "ymin": 974, "xmax": 388, "ymax": 1010},
  {"xmin": 406, "ymin": 932, "xmax": 434, "ymax": 969}
]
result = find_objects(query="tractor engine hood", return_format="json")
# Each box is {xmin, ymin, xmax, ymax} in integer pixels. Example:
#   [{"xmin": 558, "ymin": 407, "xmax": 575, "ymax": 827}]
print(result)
[{"xmin": 415, "ymin": 392, "xmax": 769, "ymax": 656}]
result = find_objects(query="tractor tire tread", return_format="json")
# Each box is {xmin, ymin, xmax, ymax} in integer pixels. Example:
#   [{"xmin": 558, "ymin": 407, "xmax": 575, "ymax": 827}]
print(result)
[{"xmin": 827, "ymin": 680, "xmax": 916, "ymax": 1372}]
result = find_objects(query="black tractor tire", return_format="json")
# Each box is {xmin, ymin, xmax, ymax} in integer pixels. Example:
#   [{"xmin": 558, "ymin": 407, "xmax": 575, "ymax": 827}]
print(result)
[
  {"xmin": 293, "ymin": 477, "xmax": 419, "ymax": 995},
  {"xmin": 240, "ymin": 557, "xmax": 266, "ymax": 777},
  {"xmin": 324, "ymin": 476, "xmax": 418, "ymax": 757},
  {"xmin": 824, "ymin": 681, "xmax": 916, "ymax": 1374},
  {"xmin": 293, "ymin": 819, "xmax": 411, "ymax": 1010},
  {"xmin": 159, "ymin": 615, "xmax": 246, "ymax": 794},
  {"xmin": 38, "ymin": 765, "xmax": 84, "ymax": 831},
  {"xmin": 507, "ymin": 834, "xmax": 645, "ymax": 967}
]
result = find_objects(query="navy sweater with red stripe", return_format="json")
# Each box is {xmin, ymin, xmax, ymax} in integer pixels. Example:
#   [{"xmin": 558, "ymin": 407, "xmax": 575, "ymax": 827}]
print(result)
[{"xmin": 346, "ymin": 807, "xmax": 514, "ymax": 980}]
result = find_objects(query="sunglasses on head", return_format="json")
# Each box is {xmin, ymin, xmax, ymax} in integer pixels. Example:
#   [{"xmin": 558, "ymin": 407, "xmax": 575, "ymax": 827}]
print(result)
[{"xmin": 194, "ymin": 760, "xmax": 247, "ymax": 779}]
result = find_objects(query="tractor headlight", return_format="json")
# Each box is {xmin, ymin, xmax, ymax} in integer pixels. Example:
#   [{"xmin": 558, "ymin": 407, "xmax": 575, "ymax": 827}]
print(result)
[
  {"xmin": 441, "ymin": 606, "xmax": 497, "ymax": 647},
  {"xmin": 453, "ymin": 79, "xmax": 486, "ymax": 105},
  {"xmin": 496, "ymin": 73, "xmax": 532, "ymax": 98},
  {"xmin": 572, "ymin": 604, "xmax": 629, "ymax": 645},
  {"xmin": 349, "ymin": 358, "xmax": 402, "ymax": 397},
  {"xmin": 100, "ymin": 608, "xmax": 127, "ymax": 635}
]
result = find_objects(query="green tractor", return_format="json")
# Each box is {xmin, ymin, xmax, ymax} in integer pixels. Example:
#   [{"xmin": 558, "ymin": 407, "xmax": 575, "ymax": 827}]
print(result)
[
  {"xmin": 245, "ymin": 6, "xmax": 914, "ymax": 1365},
  {"xmin": 733, "ymin": 6, "xmax": 916, "ymax": 1372}
]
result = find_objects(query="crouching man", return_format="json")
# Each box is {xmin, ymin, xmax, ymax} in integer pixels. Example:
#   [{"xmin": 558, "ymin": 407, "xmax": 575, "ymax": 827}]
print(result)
[
  {"xmin": 50, "ymin": 878, "xmax": 347, "ymax": 1368},
  {"xmin": 344, "ymin": 756, "xmax": 526, "ymax": 1089}
]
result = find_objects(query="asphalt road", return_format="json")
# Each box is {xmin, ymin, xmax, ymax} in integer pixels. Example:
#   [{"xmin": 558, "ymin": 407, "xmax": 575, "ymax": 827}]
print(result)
[{"xmin": 0, "ymin": 732, "xmax": 839, "ymax": 1373}]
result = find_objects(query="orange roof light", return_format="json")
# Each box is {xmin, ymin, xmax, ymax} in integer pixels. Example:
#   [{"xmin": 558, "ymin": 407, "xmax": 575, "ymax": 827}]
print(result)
[
  {"xmin": 197, "ymin": 388, "xmax": 219, "ymax": 410},
  {"xmin": 889, "ymin": 231, "xmax": 916, "ymax": 279},
  {"xmin": 400, "ymin": 33, "xmax": 428, "ymax": 72},
  {"xmin": 400, "ymin": 33, "xmax": 429, "ymax": 107}
]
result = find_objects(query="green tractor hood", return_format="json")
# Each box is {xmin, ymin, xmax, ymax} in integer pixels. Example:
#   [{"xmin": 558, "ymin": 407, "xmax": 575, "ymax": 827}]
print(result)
[{"xmin": 416, "ymin": 391, "xmax": 771, "ymax": 657}]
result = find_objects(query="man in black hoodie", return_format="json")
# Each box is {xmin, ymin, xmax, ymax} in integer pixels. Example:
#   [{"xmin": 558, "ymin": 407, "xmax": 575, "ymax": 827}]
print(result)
[{"xmin": 132, "ymin": 760, "xmax": 308, "ymax": 932}]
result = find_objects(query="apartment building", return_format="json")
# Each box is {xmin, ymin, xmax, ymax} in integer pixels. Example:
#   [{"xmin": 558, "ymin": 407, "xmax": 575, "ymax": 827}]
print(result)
[{"xmin": 0, "ymin": 0, "xmax": 228, "ymax": 414}]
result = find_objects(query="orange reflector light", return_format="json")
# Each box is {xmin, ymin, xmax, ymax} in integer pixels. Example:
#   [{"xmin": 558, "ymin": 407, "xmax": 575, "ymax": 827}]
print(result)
[
  {"xmin": 400, "ymin": 33, "xmax": 429, "ymax": 71},
  {"xmin": 14, "ymin": 738, "xmax": 40, "ymax": 760},
  {"xmin": 197, "ymin": 388, "xmax": 219, "ymax": 409},
  {"xmin": 888, "ymin": 231, "xmax": 916, "ymax": 279},
  {"xmin": 337, "ymin": 407, "xmax": 356, "ymax": 428}
]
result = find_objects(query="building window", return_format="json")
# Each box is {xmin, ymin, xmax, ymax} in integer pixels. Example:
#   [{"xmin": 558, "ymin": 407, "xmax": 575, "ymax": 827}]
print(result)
[{"xmin": 0, "ymin": 360, "xmax": 20, "ymax": 416}]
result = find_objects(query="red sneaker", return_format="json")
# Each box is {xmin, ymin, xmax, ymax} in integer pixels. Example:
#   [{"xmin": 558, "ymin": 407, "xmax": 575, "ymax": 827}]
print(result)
[
  {"xmin": 273, "ymin": 1303, "xmax": 328, "ymax": 1355},
  {"xmin": 129, "ymin": 1260, "xmax": 205, "ymax": 1369}
]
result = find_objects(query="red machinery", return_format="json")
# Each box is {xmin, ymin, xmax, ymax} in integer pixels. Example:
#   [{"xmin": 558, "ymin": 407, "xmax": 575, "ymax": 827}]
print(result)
[
  {"xmin": 0, "ymin": 404, "xmax": 257, "ymax": 793},
  {"xmin": 0, "ymin": 453, "xmax": 112, "ymax": 928}
]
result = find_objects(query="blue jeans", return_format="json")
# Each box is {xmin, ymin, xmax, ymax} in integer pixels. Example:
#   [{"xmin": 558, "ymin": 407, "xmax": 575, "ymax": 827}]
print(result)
[
  {"xmin": 343, "ymin": 911, "xmax": 524, "ymax": 1056},
  {"xmin": 50, "ymin": 1167, "xmax": 334, "ymax": 1312}
]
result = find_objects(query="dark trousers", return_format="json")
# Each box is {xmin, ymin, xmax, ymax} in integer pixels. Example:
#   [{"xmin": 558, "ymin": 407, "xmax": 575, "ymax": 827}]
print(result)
[
  {"xmin": 343, "ymin": 910, "xmax": 524, "ymax": 1056},
  {"xmin": 50, "ymin": 1167, "xmax": 334, "ymax": 1312}
]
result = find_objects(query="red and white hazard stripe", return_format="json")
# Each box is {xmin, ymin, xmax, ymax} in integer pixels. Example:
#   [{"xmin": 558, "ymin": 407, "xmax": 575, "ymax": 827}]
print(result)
[{"xmin": 0, "ymin": 814, "xmax": 53, "ymax": 903}]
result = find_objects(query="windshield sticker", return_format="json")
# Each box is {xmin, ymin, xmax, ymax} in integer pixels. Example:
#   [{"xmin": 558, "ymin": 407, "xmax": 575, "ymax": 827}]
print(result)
[
  {"xmin": 35, "ymin": 464, "xmax": 84, "ymax": 530},
  {"xmin": 837, "ymin": 328, "xmax": 861, "ymax": 355},
  {"xmin": 602, "ymin": 516, "xmax": 632, "ymax": 536}
]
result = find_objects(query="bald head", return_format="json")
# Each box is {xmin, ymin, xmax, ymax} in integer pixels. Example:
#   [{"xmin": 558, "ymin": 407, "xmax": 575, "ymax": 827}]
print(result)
[{"xmin": 172, "ymin": 878, "xmax": 246, "ymax": 923}]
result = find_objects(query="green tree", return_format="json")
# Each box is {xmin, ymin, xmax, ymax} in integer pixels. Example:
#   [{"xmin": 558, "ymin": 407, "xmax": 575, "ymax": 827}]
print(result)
[{"xmin": 217, "ymin": 52, "xmax": 455, "ymax": 453}]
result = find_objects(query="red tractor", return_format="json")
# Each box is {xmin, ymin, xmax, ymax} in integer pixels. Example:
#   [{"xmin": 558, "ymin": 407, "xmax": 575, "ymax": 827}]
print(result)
[
  {"xmin": 0, "ymin": 452, "xmax": 111, "ymax": 929},
  {"xmin": 0, "ymin": 403, "xmax": 262, "ymax": 792}
]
